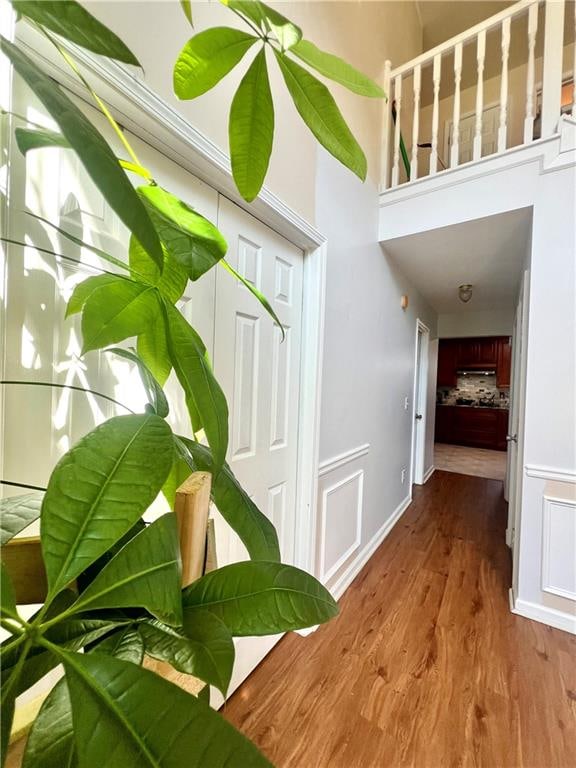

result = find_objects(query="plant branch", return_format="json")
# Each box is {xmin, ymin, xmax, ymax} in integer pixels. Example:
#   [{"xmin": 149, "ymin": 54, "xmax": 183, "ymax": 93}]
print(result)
[
  {"xmin": 1, "ymin": 480, "xmax": 46, "ymax": 492},
  {"xmin": 0, "ymin": 381, "xmax": 135, "ymax": 414},
  {"xmin": 0, "ymin": 235, "xmax": 130, "ymax": 276}
]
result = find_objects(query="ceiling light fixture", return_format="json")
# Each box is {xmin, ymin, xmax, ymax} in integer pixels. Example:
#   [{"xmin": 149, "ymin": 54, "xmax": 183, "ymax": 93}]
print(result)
[{"xmin": 458, "ymin": 284, "xmax": 473, "ymax": 303}]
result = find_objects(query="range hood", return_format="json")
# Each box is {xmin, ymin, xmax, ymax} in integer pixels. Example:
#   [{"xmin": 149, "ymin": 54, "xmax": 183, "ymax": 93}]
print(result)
[{"xmin": 456, "ymin": 369, "xmax": 496, "ymax": 376}]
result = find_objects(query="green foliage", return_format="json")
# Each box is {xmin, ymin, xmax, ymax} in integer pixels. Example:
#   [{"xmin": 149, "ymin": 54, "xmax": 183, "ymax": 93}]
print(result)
[
  {"xmin": 179, "ymin": 0, "xmax": 193, "ymax": 26},
  {"xmin": 229, "ymin": 48, "xmax": 274, "ymax": 202},
  {"xmin": 183, "ymin": 561, "xmax": 339, "ymax": 635},
  {"xmin": 15, "ymin": 126, "xmax": 70, "ymax": 154},
  {"xmin": 1, "ymin": 563, "xmax": 17, "ymax": 619},
  {"xmin": 40, "ymin": 413, "xmax": 173, "ymax": 597},
  {"xmin": 12, "ymin": 0, "xmax": 140, "ymax": 65},
  {"xmin": 106, "ymin": 347, "xmax": 169, "ymax": 418},
  {"xmin": 129, "ymin": 235, "xmax": 187, "ymax": 304},
  {"xmin": 0, "ymin": 492, "xmax": 42, "ymax": 544}
]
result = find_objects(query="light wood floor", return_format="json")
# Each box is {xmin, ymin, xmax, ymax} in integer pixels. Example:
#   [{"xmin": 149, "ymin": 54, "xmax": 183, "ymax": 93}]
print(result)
[
  {"xmin": 225, "ymin": 472, "xmax": 576, "ymax": 767},
  {"xmin": 435, "ymin": 443, "xmax": 508, "ymax": 481}
]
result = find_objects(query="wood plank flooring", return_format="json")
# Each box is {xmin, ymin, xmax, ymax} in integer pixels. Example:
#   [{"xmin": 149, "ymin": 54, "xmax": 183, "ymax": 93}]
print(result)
[
  {"xmin": 434, "ymin": 443, "xmax": 508, "ymax": 481},
  {"xmin": 224, "ymin": 471, "xmax": 576, "ymax": 768}
]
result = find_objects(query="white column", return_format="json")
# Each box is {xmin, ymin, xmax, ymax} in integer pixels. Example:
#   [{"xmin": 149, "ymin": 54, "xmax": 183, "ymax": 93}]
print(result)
[
  {"xmin": 430, "ymin": 53, "xmax": 441, "ymax": 175},
  {"xmin": 450, "ymin": 42, "xmax": 463, "ymax": 168},
  {"xmin": 524, "ymin": 3, "xmax": 539, "ymax": 143},
  {"xmin": 391, "ymin": 73, "xmax": 402, "ymax": 188},
  {"xmin": 541, "ymin": 0, "xmax": 566, "ymax": 137},
  {"xmin": 380, "ymin": 59, "xmax": 392, "ymax": 191},
  {"xmin": 498, "ymin": 16, "xmax": 511, "ymax": 153},
  {"xmin": 473, "ymin": 30, "xmax": 486, "ymax": 161},
  {"xmin": 410, "ymin": 65, "xmax": 421, "ymax": 181}
]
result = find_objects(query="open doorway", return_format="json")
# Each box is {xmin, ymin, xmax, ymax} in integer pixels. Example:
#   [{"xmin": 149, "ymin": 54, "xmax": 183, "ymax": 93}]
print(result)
[{"xmin": 411, "ymin": 320, "xmax": 430, "ymax": 486}]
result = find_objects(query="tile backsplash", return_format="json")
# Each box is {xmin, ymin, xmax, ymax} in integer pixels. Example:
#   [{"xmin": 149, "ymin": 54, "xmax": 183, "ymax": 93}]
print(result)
[{"xmin": 437, "ymin": 373, "xmax": 510, "ymax": 407}]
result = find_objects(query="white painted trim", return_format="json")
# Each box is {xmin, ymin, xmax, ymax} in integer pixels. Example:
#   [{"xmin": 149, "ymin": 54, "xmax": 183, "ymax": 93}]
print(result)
[
  {"xmin": 318, "ymin": 443, "xmax": 370, "ymax": 477},
  {"xmin": 422, "ymin": 465, "xmax": 435, "ymax": 484},
  {"xmin": 542, "ymin": 495, "xmax": 576, "ymax": 601},
  {"xmin": 330, "ymin": 495, "xmax": 412, "ymax": 600},
  {"xmin": 525, "ymin": 464, "xmax": 576, "ymax": 483},
  {"xmin": 319, "ymin": 470, "xmax": 364, "ymax": 583},
  {"xmin": 511, "ymin": 595, "xmax": 576, "ymax": 635},
  {"xmin": 10, "ymin": 22, "xmax": 328, "ymax": 581},
  {"xmin": 410, "ymin": 319, "xmax": 430, "ymax": 487}
]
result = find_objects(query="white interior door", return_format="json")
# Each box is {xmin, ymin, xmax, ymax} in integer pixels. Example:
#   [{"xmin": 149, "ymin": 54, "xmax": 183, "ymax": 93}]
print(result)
[
  {"xmin": 211, "ymin": 196, "xmax": 304, "ymax": 699},
  {"xmin": 412, "ymin": 322, "xmax": 429, "ymax": 486},
  {"xmin": 447, "ymin": 104, "xmax": 500, "ymax": 165}
]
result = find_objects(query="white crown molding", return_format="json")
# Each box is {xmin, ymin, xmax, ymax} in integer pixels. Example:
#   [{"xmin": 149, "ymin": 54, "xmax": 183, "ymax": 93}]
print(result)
[
  {"xmin": 318, "ymin": 443, "xmax": 370, "ymax": 477},
  {"xmin": 525, "ymin": 464, "xmax": 576, "ymax": 483}
]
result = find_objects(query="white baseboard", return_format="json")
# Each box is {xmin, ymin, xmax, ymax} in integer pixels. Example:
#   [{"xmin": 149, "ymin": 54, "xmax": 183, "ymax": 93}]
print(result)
[
  {"xmin": 510, "ymin": 590, "xmax": 576, "ymax": 635},
  {"xmin": 329, "ymin": 494, "xmax": 412, "ymax": 600},
  {"xmin": 422, "ymin": 465, "xmax": 435, "ymax": 484}
]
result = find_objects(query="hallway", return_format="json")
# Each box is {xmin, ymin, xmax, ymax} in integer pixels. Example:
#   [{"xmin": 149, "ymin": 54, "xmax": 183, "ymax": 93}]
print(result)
[{"xmin": 225, "ymin": 472, "xmax": 576, "ymax": 767}]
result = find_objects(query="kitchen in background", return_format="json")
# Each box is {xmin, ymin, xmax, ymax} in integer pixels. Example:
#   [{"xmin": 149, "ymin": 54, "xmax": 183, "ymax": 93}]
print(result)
[{"xmin": 435, "ymin": 336, "xmax": 511, "ymax": 481}]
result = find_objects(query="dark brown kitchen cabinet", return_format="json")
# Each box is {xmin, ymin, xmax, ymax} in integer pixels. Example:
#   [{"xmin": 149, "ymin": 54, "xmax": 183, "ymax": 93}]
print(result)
[
  {"xmin": 435, "ymin": 405, "xmax": 509, "ymax": 451},
  {"xmin": 437, "ymin": 340, "xmax": 458, "ymax": 387},
  {"xmin": 457, "ymin": 337, "xmax": 498, "ymax": 368},
  {"xmin": 497, "ymin": 337, "xmax": 512, "ymax": 388}
]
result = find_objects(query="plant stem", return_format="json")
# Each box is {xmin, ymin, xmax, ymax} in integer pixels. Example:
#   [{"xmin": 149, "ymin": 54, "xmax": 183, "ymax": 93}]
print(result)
[
  {"xmin": 0, "ymin": 235, "xmax": 130, "ymax": 276},
  {"xmin": 0, "ymin": 381, "xmax": 135, "ymax": 414},
  {"xmin": 0, "ymin": 638, "xmax": 33, "ymax": 706}
]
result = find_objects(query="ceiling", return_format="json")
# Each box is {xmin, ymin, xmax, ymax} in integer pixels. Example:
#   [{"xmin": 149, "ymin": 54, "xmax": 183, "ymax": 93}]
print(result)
[{"xmin": 384, "ymin": 208, "xmax": 532, "ymax": 314}]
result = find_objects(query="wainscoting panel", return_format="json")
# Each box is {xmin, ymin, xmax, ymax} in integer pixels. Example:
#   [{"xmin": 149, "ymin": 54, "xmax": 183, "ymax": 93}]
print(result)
[{"xmin": 542, "ymin": 495, "xmax": 576, "ymax": 602}]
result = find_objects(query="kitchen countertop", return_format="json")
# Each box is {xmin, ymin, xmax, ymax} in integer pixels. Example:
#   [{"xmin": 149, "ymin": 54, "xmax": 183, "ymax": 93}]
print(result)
[{"xmin": 437, "ymin": 403, "xmax": 509, "ymax": 410}]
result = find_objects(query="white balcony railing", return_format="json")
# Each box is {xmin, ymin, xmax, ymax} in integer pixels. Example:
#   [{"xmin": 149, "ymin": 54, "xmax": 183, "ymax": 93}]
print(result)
[{"xmin": 381, "ymin": 0, "xmax": 575, "ymax": 190}]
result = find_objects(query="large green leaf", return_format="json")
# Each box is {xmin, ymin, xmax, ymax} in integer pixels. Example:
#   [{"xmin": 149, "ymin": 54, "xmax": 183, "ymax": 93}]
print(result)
[
  {"xmin": 41, "ymin": 413, "xmax": 173, "ymax": 596},
  {"xmin": 106, "ymin": 347, "xmax": 169, "ymax": 418},
  {"xmin": 138, "ymin": 185, "xmax": 227, "ymax": 281},
  {"xmin": 22, "ymin": 679, "xmax": 75, "ymax": 768},
  {"xmin": 221, "ymin": 259, "xmax": 284, "ymax": 338},
  {"xmin": 274, "ymin": 50, "xmax": 367, "ymax": 180},
  {"xmin": 174, "ymin": 27, "xmax": 258, "ymax": 99},
  {"xmin": 80, "ymin": 277, "xmax": 160, "ymax": 354},
  {"xmin": 178, "ymin": 438, "xmax": 280, "ymax": 561},
  {"xmin": 66, "ymin": 274, "xmax": 124, "ymax": 318},
  {"xmin": 221, "ymin": 0, "xmax": 266, "ymax": 29},
  {"xmin": 229, "ymin": 48, "xmax": 274, "ymax": 202},
  {"xmin": 137, "ymin": 325, "xmax": 172, "ymax": 387},
  {"xmin": 1, "ymin": 687, "xmax": 14, "ymax": 768},
  {"xmin": 0, "ymin": 38, "xmax": 163, "ymax": 268},
  {"xmin": 129, "ymin": 234, "xmax": 187, "ymax": 304},
  {"xmin": 61, "ymin": 651, "xmax": 272, "ymax": 766},
  {"xmin": 0, "ymin": 563, "xmax": 16, "ymax": 619},
  {"xmin": 258, "ymin": 2, "xmax": 301, "ymax": 50},
  {"xmin": 183, "ymin": 561, "xmax": 338, "ymax": 635},
  {"xmin": 162, "ymin": 450, "xmax": 193, "ymax": 509},
  {"xmin": 180, "ymin": 0, "xmax": 193, "ymax": 25},
  {"xmin": 23, "ymin": 627, "xmax": 143, "ymax": 768},
  {"xmin": 291, "ymin": 39, "xmax": 385, "ymax": 98},
  {"xmin": 15, "ymin": 126, "xmax": 69, "ymax": 154},
  {"xmin": 140, "ymin": 608, "xmax": 234, "ymax": 695},
  {"xmin": 164, "ymin": 304, "xmax": 228, "ymax": 471},
  {"xmin": 12, "ymin": 1, "xmax": 140, "ymax": 65},
  {"xmin": 0, "ymin": 492, "xmax": 42, "ymax": 545},
  {"xmin": 69, "ymin": 514, "xmax": 182, "ymax": 626}
]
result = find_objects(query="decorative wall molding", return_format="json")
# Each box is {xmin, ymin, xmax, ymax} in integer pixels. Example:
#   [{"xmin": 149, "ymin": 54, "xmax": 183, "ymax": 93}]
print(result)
[
  {"xmin": 542, "ymin": 495, "xmax": 576, "ymax": 602},
  {"xmin": 318, "ymin": 444, "xmax": 370, "ymax": 477},
  {"xmin": 330, "ymin": 495, "xmax": 412, "ymax": 600},
  {"xmin": 319, "ymin": 470, "xmax": 364, "ymax": 583},
  {"xmin": 510, "ymin": 592, "xmax": 576, "ymax": 635},
  {"xmin": 525, "ymin": 464, "xmax": 576, "ymax": 483}
]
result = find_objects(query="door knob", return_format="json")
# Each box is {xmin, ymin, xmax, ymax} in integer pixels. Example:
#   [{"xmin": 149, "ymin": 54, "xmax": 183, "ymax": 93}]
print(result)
[
  {"xmin": 506, "ymin": 434, "xmax": 517, "ymax": 443},
  {"xmin": 415, "ymin": 414, "xmax": 423, "ymax": 420}
]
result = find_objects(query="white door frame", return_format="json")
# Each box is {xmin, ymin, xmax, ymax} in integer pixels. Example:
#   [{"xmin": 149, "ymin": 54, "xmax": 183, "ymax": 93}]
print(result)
[
  {"xmin": 9, "ymin": 22, "xmax": 327, "ymax": 578},
  {"xmin": 411, "ymin": 319, "xmax": 430, "ymax": 486}
]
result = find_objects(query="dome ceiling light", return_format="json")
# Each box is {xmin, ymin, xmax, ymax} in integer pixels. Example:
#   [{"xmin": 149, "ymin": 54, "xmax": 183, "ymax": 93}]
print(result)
[{"xmin": 458, "ymin": 284, "xmax": 473, "ymax": 303}]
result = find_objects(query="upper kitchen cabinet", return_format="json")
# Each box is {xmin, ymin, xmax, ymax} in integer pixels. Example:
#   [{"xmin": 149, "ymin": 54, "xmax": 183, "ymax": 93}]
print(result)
[
  {"xmin": 457, "ymin": 338, "xmax": 498, "ymax": 368},
  {"xmin": 437, "ymin": 339, "xmax": 458, "ymax": 387},
  {"xmin": 496, "ymin": 337, "xmax": 512, "ymax": 388}
]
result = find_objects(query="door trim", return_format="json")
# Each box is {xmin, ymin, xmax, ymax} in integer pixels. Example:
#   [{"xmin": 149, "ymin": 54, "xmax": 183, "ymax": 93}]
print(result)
[
  {"xmin": 410, "ymin": 319, "xmax": 430, "ymax": 487},
  {"xmin": 10, "ymin": 21, "xmax": 327, "ymax": 577}
]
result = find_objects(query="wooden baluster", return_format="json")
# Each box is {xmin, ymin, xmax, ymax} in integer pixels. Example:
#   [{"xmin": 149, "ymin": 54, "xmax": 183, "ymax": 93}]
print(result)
[
  {"xmin": 411, "ymin": 65, "xmax": 421, "ymax": 181},
  {"xmin": 524, "ymin": 3, "xmax": 539, "ymax": 143},
  {"xmin": 391, "ymin": 73, "xmax": 402, "ymax": 187},
  {"xmin": 541, "ymin": 0, "xmax": 566, "ymax": 137},
  {"xmin": 498, "ymin": 17, "xmax": 511, "ymax": 153},
  {"xmin": 380, "ymin": 59, "xmax": 392, "ymax": 190},
  {"xmin": 450, "ymin": 42, "xmax": 463, "ymax": 168},
  {"xmin": 430, "ymin": 53, "xmax": 441, "ymax": 175},
  {"xmin": 473, "ymin": 30, "xmax": 486, "ymax": 161}
]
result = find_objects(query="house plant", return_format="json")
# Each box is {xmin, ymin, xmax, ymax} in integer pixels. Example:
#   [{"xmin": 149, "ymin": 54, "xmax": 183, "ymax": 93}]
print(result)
[{"xmin": 0, "ymin": 2, "xmax": 384, "ymax": 765}]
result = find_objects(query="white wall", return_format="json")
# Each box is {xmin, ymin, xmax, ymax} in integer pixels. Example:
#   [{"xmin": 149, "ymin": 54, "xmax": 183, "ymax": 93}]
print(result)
[
  {"xmin": 438, "ymin": 309, "xmax": 514, "ymax": 338},
  {"xmin": 315, "ymin": 149, "xmax": 437, "ymax": 596},
  {"xmin": 378, "ymin": 125, "xmax": 576, "ymax": 633}
]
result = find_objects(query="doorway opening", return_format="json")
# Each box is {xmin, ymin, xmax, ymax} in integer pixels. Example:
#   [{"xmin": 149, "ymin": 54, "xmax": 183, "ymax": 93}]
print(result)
[{"xmin": 411, "ymin": 319, "xmax": 430, "ymax": 487}]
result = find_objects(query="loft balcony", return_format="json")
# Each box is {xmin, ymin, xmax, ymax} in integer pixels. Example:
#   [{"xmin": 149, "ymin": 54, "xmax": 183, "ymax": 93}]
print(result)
[{"xmin": 379, "ymin": 0, "xmax": 575, "ymax": 237}]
